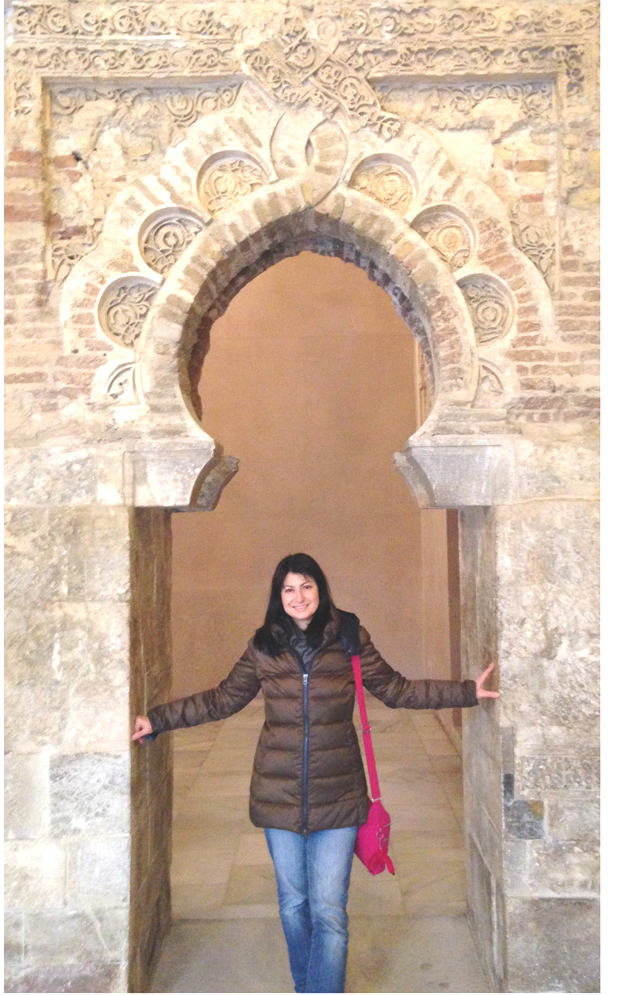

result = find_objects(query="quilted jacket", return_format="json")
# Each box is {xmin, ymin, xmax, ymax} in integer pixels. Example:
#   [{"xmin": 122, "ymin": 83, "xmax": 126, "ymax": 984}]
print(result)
[{"xmin": 147, "ymin": 607, "xmax": 478, "ymax": 835}]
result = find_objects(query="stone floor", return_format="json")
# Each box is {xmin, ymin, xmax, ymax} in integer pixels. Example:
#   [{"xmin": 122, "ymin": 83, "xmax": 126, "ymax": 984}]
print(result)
[{"xmin": 151, "ymin": 695, "xmax": 491, "ymax": 993}]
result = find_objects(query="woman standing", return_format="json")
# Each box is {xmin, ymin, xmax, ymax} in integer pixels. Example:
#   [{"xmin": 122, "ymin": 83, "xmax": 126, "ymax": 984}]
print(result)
[{"xmin": 133, "ymin": 553, "xmax": 498, "ymax": 994}]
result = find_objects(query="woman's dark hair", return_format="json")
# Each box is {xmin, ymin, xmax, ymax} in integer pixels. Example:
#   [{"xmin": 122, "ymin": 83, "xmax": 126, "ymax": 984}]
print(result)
[{"xmin": 254, "ymin": 553, "xmax": 333, "ymax": 655}]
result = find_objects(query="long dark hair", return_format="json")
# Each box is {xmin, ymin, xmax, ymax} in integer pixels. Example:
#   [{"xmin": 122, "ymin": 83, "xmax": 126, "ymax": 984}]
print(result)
[{"xmin": 254, "ymin": 553, "xmax": 333, "ymax": 655}]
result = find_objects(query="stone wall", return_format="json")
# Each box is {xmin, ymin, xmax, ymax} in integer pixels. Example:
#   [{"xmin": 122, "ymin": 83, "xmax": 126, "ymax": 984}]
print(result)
[{"xmin": 5, "ymin": 2, "xmax": 599, "ymax": 992}]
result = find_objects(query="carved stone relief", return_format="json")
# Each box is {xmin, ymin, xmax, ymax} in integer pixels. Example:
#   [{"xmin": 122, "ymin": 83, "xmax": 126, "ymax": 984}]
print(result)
[
  {"xmin": 139, "ymin": 210, "xmax": 204, "ymax": 277},
  {"xmin": 49, "ymin": 82, "xmax": 241, "ymax": 127},
  {"xmin": 242, "ymin": 16, "xmax": 403, "ymax": 137},
  {"xmin": 341, "ymin": 41, "xmax": 587, "ymax": 97},
  {"xmin": 510, "ymin": 207, "xmax": 556, "ymax": 290},
  {"xmin": 105, "ymin": 363, "xmax": 139, "ymax": 405},
  {"xmin": 97, "ymin": 277, "xmax": 160, "ymax": 348},
  {"xmin": 11, "ymin": 2, "xmax": 599, "ymax": 42},
  {"xmin": 412, "ymin": 207, "xmax": 474, "ymax": 271},
  {"xmin": 477, "ymin": 360, "xmax": 505, "ymax": 398},
  {"xmin": 378, "ymin": 80, "xmax": 555, "ymax": 130},
  {"xmin": 45, "ymin": 83, "xmax": 239, "ymax": 281},
  {"xmin": 197, "ymin": 153, "xmax": 268, "ymax": 217},
  {"xmin": 349, "ymin": 159, "xmax": 415, "ymax": 214},
  {"xmin": 458, "ymin": 275, "xmax": 515, "ymax": 345}
]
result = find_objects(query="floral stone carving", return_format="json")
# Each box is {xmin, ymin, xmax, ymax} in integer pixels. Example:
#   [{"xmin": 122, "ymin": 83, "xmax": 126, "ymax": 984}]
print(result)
[
  {"xmin": 139, "ymin": 210, "xmax": 204, "ymax": 277},
  {"xmin": 197, "ymin": 154, "xmax": 267, "ymax": 216},
  {"xmin": 98, "ymin": 276, "xmax": 159, "ymax": 348},
  {"xmin": 458, "ymin": 275, "xmax": 514, "ymax": 345},
  {"xmin": 349, "ymin": 160, "xmax": 415, "ymax": 214},
  {"xmin": 413, "ymin": 208, "xmax": 474, "ymax": 271}
]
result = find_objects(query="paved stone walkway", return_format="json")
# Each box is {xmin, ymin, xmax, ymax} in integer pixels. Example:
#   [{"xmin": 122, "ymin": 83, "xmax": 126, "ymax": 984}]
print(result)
[{"xmin": 151, "ymin": 695, "xmax": 491, "ymax": 993}]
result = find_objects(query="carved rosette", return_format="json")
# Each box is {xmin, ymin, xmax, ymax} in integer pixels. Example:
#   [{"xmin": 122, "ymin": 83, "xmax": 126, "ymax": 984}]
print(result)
[
  {"xmin": 458, "ymin": 275, "xmax": 514, "ymax": 345},
  {"xmin": 139, "ymin": 210, "xmax": 204, "ymax": 277},
  {"xmin": 412, "ymin": 208, "xmax": 474, "ymax": 271},
  {"xmin": 349, "ymin": 159, "xmax": 416, "ymax": 215},
  {"xmin": 197, "ymin": 153, "xmax": 268, "ymax": 216},
  {"xmin": 97, "ymin": 276, "xmax": 159, "ymax": 349}
]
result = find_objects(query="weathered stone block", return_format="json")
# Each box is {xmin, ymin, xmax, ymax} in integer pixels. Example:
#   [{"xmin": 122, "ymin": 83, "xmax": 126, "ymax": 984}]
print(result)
[
  {"xmin": 66, "ymin": 836, "xmax": 130, "ymax": 908},
  {"xmin": 4, "ymin": 753, "xmax": 48, "ymax": 840},
  {"xmin": 4, "ymin": 911, "xmax": 24, "ymax": 972},
  {"xmin": 504, "ymin": 838, "xmax": 598, "ymax": 896},
  {"xmin": 545, "ymin": 790, "xmax": 600, "ymax": 842},
  {"xmin": 52, "ymin": 507, "xmax": 131, "ymax": 603},
  {"xmin": 50, "ymin": 753, "xmax": 130, "ymax": 837},
  {"xmin": 23, "ymin": 908, "xmax": 128, "ymax": 967},
  {"xmin": 4, "ymin": 509, "xmax": 65, "ymax": 607},
  {"xmin": 515, "ymin": 755, "xmax": 600, "ymax": 794},
  {"xmin": 4, "ymin": 682, "xmax": 68, "ymax": 752},
  {"xmin": 4, "ymin": 841, "xmax": 66, "ymax": 911},
  {"xmin": 4, "ymin": 964, "xmax": 125, "ymax": 994},
  {"xmin": 505, "ymin": 897, "xmax": 599, "ymax": 992}
]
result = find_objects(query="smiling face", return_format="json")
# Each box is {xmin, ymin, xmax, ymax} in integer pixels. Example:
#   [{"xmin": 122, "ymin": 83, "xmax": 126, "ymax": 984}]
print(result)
[{"xmin": 281, "ymin": 572, "xmax": 320, "ymax": 629}]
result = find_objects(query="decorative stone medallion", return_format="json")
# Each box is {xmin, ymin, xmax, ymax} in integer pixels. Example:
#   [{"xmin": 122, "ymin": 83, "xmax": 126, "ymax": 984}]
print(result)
[
  {"xmin": 412, "ymin": 207, "xmax": 474, "ymax": 271},
  {"xmin": 458, "ymin": 275, "xmax": 514, "ymax": 345},
  {"xmin": 97, "ymin": 276, "xmax": 160, "ymax": 348},
  {"xmin": 139, "ymin": 209, "xmax": 205, "ymax": 277},
  {"xmin": 197, "ymin": 153, "xmax": 268, "ymax": 216},
  {"xmin": 349, "ymin": 156, "xmax": 416, "ymax": 214}
]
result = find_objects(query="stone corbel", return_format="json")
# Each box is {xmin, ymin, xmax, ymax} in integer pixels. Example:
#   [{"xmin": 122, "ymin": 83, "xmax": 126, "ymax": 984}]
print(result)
[
  {"xmin": 123, "ymin": 444, "xmax": 238, "ymax": 509},
  {"xmin": 395, "ymin": 438, "xmax": 514, "ymax": 509}
]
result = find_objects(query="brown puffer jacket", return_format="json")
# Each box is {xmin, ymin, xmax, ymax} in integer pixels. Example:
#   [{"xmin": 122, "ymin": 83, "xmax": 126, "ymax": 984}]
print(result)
[{"xmin": 147, "ymin": 608, "xmax": 478, "ymax": 835}]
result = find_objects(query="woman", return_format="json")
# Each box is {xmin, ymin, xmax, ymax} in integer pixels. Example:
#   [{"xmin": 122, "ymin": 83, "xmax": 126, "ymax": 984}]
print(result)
[{"xmin": 133, "ymin": 553, "xmax": 498, "ymax": 994}]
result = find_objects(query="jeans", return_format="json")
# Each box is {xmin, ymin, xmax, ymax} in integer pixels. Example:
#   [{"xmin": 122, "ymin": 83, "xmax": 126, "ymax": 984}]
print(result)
[{"xmin": 265, "ymin": 826, "xmax": 358, "ymax": 994}]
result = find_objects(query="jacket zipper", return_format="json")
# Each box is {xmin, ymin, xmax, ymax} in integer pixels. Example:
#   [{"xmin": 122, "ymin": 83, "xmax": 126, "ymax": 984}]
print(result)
[{"xmin": 302, "ymin": 671, "xmax": 309, "ymax": 837}]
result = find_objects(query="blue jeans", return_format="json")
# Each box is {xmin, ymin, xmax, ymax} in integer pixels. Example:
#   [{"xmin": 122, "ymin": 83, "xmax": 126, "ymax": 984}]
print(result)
[{"xmin": 265, "ymin": 826, "xmax": 358, "ymax": 994}]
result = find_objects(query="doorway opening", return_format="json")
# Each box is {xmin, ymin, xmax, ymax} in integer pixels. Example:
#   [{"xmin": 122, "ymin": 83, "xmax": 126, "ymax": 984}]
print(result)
[{"xmin": 150, "ymin": 251, "xmax": 485, "ymax": 992}]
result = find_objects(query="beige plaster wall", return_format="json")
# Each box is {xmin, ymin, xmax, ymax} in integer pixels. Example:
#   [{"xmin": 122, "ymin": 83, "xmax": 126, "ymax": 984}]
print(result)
[{"xmin": 170, "ymin": 250, "xmax": 451, "ymax": 698}]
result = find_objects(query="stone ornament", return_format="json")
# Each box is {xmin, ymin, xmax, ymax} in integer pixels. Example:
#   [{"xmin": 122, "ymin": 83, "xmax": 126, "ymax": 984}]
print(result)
[
  {"xmin": 349, "ymin": 157, "xmax": 416, "ymax": 215},
  {"xmin": 197, "ymin": 153, "xmax": 268, "ymax": 217},
  {"xmin": 379, "ymin": 80, "xmax": 554, "ymax": 129},
  {"xmin": 510, "ymin": 209, "xmax": 556, "ymax": 290},
  {"xmin": 11, "ymin": 2, "xmax": 599, "ymax": 41},
  {"xmin": 458, "ymin": 275, "xmax": 515, "ymax": 345},
  {"xmin": 412, "ymin": 207, "xmax": 474, "ymax": 271},
  {"xmin": 50, "ymin": 236, "xmax": 97, "ymax": 283},
  {"xmin": 105, "ymin": 363, "xmax": 138, "ymax": 404},
  {"xmin": 242, "ymin": 15, "xmax": 402, "ymax": 137},
  {"xmin": 49, "ymin": 82, "xmax": 241, "ymax": 127},
  {"xmin": 97, "ymin": 276, "xmax": 160, "ymax": 348},
  {"xmin": 139, "ymin": 210, "xmax": 205, "ymax": 277},
  {"xmin": 477, "ymin": 360, "xmax": 505, "ymax": 397}
]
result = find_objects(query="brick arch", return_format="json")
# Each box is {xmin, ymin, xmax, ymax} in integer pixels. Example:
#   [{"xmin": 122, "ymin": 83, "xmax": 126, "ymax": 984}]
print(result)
[{"xmin": 137, "ymin": 186, "xmax": 479, "ymax": 448}]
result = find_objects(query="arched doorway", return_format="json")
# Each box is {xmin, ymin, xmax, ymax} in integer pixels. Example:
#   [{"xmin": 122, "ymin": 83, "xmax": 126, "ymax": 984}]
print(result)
[{"xmin": 160, "ymin": 249, "xmax": 478, "ymax": 992}]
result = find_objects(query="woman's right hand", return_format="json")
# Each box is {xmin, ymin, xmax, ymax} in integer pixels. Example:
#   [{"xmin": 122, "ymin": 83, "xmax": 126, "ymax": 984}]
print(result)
[{"xmin": 132, "ymin": 714, "xmax": 153, "ymax": 743}]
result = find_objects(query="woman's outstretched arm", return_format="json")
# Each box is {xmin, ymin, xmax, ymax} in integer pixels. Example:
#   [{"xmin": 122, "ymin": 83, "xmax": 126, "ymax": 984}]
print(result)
[
  {"xmin": 359, "ymin": 626, "xmax": 498, "ymax": 709},
  {"xmin": 132, "ymin": 641, "xmax": 261, "ymax": 741}
]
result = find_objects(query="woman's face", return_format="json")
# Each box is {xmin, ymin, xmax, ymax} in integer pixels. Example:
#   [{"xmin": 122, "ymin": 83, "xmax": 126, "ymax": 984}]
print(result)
[{"xmin": 281, "ymin": 572, "xmax": 320, "ymax": 629}]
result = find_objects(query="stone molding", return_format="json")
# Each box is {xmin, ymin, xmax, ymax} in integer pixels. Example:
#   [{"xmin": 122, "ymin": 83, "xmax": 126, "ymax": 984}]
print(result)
[{"xmin": 7, "ymin": 1, "xmax": 598, "ymax": 124}]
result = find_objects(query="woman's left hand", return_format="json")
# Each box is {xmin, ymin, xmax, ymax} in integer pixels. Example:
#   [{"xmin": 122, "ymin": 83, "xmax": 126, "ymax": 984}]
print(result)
[{"xmin": 475, "ymin": 662, "xmax": 499, "ymax": 700}]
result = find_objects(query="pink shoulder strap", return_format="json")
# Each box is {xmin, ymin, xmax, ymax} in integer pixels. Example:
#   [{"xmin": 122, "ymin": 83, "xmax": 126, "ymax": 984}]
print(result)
[{"xmin": 351, "ymin": 654, "xmax": 381, "ymax": 802}]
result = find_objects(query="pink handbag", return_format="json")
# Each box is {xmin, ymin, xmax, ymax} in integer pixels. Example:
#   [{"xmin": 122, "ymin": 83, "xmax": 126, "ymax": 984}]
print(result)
[{"xmin": 351, "ymin": 652, "xmax": 395, "ymax": 876}]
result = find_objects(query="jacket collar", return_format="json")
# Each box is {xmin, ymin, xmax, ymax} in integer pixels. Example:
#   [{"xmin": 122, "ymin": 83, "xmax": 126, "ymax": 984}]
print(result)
[{"xmin": 270, "ymin": 606, "xmax": 342, "ymax": 650}]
